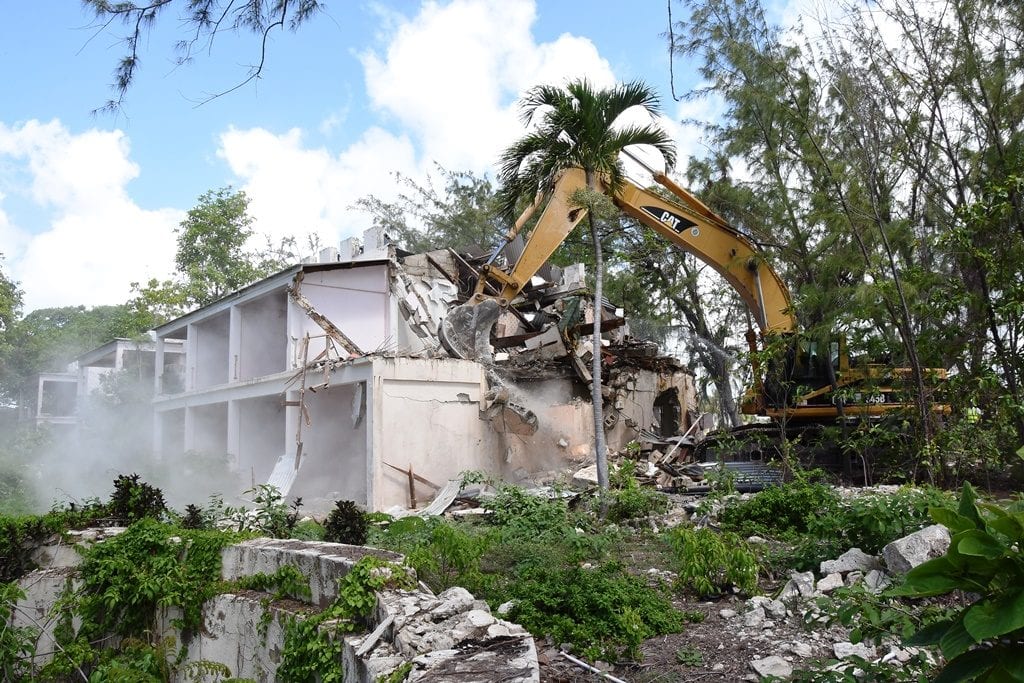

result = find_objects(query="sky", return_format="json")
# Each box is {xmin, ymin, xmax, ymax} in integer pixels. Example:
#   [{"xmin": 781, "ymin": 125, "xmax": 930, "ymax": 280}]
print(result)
[{"xmin": 0, "ymin": 0, "xmax": 734, "ymax": 313}]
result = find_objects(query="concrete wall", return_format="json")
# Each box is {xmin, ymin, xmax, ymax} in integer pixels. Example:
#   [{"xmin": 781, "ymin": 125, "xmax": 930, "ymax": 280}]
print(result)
[
  {"xmin": 238, "ymin": 292, "xmax": 288, "ymax": 380},
  {"xmin": 237, "ymin": 395, "xmax": 287, "ymax": 482},
  {"xmin": 13, "ymin": 534, "xmax": 538, "ymax": 683},
  {"xmin": 371, "ymin": 357, "xmax": 491, "ymax": 510},
  {"xmin": 299, "ymin": 267, "xmax": 390, "ymax": 356},
  {"xmin": 194, "ymin": 313, "xmax": 230, "ymax": 389}
]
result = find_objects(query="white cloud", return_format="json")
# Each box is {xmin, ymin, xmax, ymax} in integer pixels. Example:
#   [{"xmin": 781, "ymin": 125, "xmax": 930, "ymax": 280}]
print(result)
[
  {"xmin": 360, "ymin": 0, "xmax": 616, "ymax": 173},
  {"xmin": 218, "ymin": 0, "xmax": 624, "ymax": 251},
  {"xmin": 217, "ymin": 125, "xmax": 419, "ymax": 247},
  {"xmin": 0, "ymin": 120, "xmax": 181, "ymax": 312}
]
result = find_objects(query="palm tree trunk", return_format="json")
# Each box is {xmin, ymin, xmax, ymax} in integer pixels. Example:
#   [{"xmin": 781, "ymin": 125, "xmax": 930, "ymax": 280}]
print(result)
[{"xmin": 589, "ymin": 210, "xmax": 609, "ymax": 492}]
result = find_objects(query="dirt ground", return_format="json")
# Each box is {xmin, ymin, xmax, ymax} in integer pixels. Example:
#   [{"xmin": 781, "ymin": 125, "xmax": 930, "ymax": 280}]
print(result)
[{"xmin": 536, "ymin": 593, "xmax": 836, "ymax": 683}]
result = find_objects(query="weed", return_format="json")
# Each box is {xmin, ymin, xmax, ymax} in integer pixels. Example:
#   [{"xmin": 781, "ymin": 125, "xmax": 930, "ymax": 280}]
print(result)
[
  {"xmin": 0, "ymin": 581, "xmax": 36, "ymax": 680},
  {"xmin": 277, "ymin": 556, "xmax": 416, "ymax": 683},
  {"xmin": 606, "ymin": 461, "xmax": 669, "ymax": 523},
  {"xmin": 675, "ymin": 646, "xmax": 703, "ymax": 666},
  {"xmin": 506, "ymin": 561, "xmax": 685, "ymax": 662},
  {"xmin": 665, "ymin": 526, "xmax": 759, "ymax": 597},
  {"xmin": 718, "ymin": 472, "xmax": 838, "ymax": 537}
]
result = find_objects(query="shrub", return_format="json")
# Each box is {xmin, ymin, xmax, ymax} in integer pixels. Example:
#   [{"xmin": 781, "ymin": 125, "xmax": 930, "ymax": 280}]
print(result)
[
  {"xmin": 665, "ymin": 526, "xmax": 759, "ymax": 597},
  {"xmin": 108, "ymin": 473, "xmax": 166, "ymax": 524},
  {"xmin": 606, "ymin": 461, "xmax": 669, "ymax": 522},
  {"xmin": 323, "ymin": 500, "xmax": 368, "ymax": 545},
  {"xmin": 507, "ymin": 561, "xmax": 687, "ymax": 662},
  {"xmin": 718, "ymin": 472, "xmax": 839, "ymax": 537}
]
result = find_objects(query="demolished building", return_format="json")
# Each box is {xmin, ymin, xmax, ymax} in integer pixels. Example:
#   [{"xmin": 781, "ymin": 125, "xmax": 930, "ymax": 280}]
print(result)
[{"xmin": 146, "ymin": 227, "xmax": 697, "ymax": 511}]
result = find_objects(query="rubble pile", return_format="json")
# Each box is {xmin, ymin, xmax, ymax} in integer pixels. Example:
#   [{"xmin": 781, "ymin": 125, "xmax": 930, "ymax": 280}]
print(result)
[{"xmin": 717, "ymin": 524, "xmax": 951, "ymax": 680}]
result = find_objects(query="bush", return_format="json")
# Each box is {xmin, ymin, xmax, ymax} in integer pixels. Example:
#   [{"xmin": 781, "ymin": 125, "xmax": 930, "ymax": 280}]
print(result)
[
  {"xmin": 323, "ymin": 500, "xmax": 368, "ymax": 545},
  {"xmin": 507, "ymin": 561, "xmax": 687, "ymax": 662},
  {"xmin": 606, "ymin": 461, "xmax": 669, "ymax": 522},
  {"xmin": 718, "ymin": 472, "xmax": 839, "ymax": 537},
  {"xmin": 665, "ymin": 526, "xmax": 759, "ymax": 597},
  {"xmin": 108, "ymin": 473, "xmax": 166, "ymax": 524}
]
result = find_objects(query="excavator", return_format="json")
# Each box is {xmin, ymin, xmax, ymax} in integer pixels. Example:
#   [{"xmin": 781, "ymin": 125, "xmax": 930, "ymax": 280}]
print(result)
[{"xmin": 439, "ymin": 156, "xmax": 946, "ymax": 464}]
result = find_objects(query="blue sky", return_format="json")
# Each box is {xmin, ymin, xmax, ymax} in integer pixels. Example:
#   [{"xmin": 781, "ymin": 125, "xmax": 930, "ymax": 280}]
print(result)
[{"xmin": 1, "ymin": 1, "xmax": 709, "ymax": 312}]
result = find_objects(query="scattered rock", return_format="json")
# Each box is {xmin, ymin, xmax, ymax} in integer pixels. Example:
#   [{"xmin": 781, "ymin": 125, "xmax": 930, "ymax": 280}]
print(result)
[
  {"xmin": 863, "ymin": 569, "xmax": 892, "ymax": 593},
  {"xmin": 748, "ymin": 596, "xmax": 787, "ymax": 620},
  {"xmin": 816, "ymin": 573, "xmax": 844, "ymax": 593},
  {"xmin": 882, "ymin": 525, "xmax": 950, "ymax": 574},
  {"xmin": 744, "ymin": 606, "xmax": 766, "ymax": 628},
  {"xmin": 719, "ymin": 608, "xmax": 738, "ymax": 619},
  {"xmin": 778, "ymin": 571, "xmax": 817, "ymax": 600},
  {"xmin": 820, "ymin": 548, "xmax": 881, "ymax": 575},
  {"xmin": 750, "ymin": 655, "xmax": 793, "ymax": 678},
  {"xmin": 833, "ymin": 641, "xmax": 877, "ymax": 660}
]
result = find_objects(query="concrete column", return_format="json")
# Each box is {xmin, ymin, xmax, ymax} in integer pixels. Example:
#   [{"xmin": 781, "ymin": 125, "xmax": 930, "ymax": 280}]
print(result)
[
  {"xmin": 153, "ymin": 411, "xmax": 164, "ymax": 460},
  {"xmin": 186, "ymin": 324, "xmax": 198, "ymax": 392},
  {"xmin": 227, "ymin": 399, "xmax": 240, "ymax": 468},
  {"xmin": 366, "ymin": 363, "xmax": 381, "ymax": 510},
  {"xmin": 229, "ymin": 305, "xmax": 242, "ymax": 382},
  {"xmin": 154, "ymin": 337, "xmax": 165, "ymax": 395},
  {"xmin": 184, "ymin": 406, "xmax": 196, "ymax": 453}
]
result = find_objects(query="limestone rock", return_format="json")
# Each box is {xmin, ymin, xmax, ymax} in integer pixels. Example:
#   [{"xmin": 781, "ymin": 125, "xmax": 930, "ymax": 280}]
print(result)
[
  {"xmin": 778, "ymin": 571, "xmax": 817, "ymax": 600},
  {"xmin": 820, "ymin": 548, "xmax": 881, "ymax": 575},
  {"xmin": 833, "ymin": 641, "xmax": 877, "ymax": 660},
  {"xmin": 748, "ymin": 596, "xmax": 787, "ymax": 620},
  {"xmin": 882, "ymin": 525, "xmax": 950, "ymax": 574},
  {"xmin": 430, "ymin": 586, "xmax": 475, "ymax": 618},
  {"xmin": 816, "ymin": 573, "xmax": 844, "ymax": 593},
  {"xmin": 863, "ymin": 569, "xmax": 892, "ymax": 593},
  {"xmin": 750, "ymin": 655, "xmax": 793, "ymax": 679}
]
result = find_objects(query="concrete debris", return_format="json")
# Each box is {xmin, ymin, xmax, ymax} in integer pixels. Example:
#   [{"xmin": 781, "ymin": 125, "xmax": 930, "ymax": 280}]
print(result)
[
  {"xmin": 820, "ymin": 547, "xmax": 882, "ymax": 575},
  {"xmin": 779, "ymin": 571, "xmax": 818, "ymax": 601},
  {"xmin": 882, "ymin": 524, "xmax": 951, "ymax": 574},
  {"xmin": 750, "ymin": 655, "xmax": 793, "ymax": 679}
]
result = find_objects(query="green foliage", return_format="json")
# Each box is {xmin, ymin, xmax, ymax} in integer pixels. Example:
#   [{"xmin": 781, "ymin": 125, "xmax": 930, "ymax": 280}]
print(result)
[
  {"xmin": 354, "ymin": 166, "xmax": 503, "ymax": 252},
  {"xmin": 894, "ymin": 483, "xmax": 1024, "ymax": 681},
  {"xmin": 606, "ymin": 461, "xmax": 670, "ymax": 523},
  {"xmin": 507, "ymin": 561, "xmax": 687, "ymax": 662},
  {"xmin": 377, "ymin": 661, "xmax": 413, "ymax": 683},
  {"xmin": 74, "ymin": 518, "xmax": 242, "ymax": 639},
  {"xmin": 224, "ymin": 485, "xmax": 301, "ymax": 538},
  {"xmin": 0, "ymin": 501, "xmax": 109, "ymax": 582},
  {"xmin": 718, "ymin": 473, "xmax": 838, "ymax": 537},
  {"xmin": 675, "ymin": 646, "xmax": 704, "ymax": 666},
  {"xmin": 404, "ymin": 518, "xmax": 489, "ymax": 593},
  {"xmin": 323, "ymin": 500, "xmax": 369, "ymax": 545},
  {"xmin": 235, "ymin": 565, "xmax": 312, "ymax": 603},
  {"xmin": 665, "ymin": 526, "xmax": 759, "ymax": 597},
  {"xmin": 109, "ymin": 473, "xmax": 167, "ymax": 524},
  {"xmin": 277, "ymin": 557, "xmax": 416, "ymax": 683},
  {"xmin": 0, "ymin": 581, "xmax": 36, "ymax": 681}
]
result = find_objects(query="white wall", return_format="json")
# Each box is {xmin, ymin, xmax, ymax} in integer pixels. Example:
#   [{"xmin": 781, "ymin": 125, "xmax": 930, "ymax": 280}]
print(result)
[{"xmin": 298, "ymin": 267, "xmax": 390, "ymax": 356}]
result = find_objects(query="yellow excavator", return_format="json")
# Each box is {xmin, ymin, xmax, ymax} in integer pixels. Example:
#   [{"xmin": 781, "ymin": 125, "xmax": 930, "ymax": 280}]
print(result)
[{"xmin": 439, "ymin": 158, "xmax": 946, "ymax": 441}]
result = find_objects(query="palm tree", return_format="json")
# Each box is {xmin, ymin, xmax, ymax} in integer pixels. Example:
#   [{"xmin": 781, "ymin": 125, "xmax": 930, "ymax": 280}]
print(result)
[{"xmin": 496, "ymin": 79, "xmax": 676, "ymax": 492}]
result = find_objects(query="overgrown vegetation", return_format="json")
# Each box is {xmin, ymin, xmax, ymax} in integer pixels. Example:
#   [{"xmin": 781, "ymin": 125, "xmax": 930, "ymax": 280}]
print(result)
[{"xmin": 322, "ymin": 499, "xmax": 369, "ymax": 545}]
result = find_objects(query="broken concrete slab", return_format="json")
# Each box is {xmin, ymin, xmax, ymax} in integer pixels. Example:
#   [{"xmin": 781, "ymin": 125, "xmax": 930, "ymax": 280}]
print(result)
[{"xmin": 820, "ymin": 548, "xmax": 881, "ymax": 575}]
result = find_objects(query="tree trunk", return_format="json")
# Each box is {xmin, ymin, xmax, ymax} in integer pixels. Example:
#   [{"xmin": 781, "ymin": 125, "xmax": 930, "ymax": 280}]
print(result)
[{"xmin": 589, "ymin": 210, "xmax": 609, "ymax": 492}]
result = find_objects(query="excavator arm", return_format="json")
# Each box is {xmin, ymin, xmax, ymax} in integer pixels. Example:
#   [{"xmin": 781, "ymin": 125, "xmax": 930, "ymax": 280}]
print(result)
[{"xmin": 452, "ymin": 166, "xmax": 795, "ymax": 336}]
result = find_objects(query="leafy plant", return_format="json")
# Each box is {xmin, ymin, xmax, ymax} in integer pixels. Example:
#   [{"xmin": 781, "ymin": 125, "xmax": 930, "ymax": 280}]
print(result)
[
  {"xmin": 276, "ymin": 557, "xmax": 416, "ymax": 683},
  {"xmin": 718, "ymin": 472, "xmax": 838, "ymax": 537},
  {"xmin": 675, "ymin": 646, "xmax": 703, "ymax": 666},
  {"xmin": 323, "ymin": 500, "xmax": 369, "ymax": 545},
  {"xmin": 894, "ymin": 482, "xmax": 1024, "ymax": 681},
  {"xmin": 74, "ymin": 518, "xmax": 242, "ymax": 639},
  {"xmin": 606, "ymin": 461, "xmax": 669, "ymax": 522},
  {"xmin": 224, "ymin": 485, "xmax": 301, "ymax": 538},
  {"xmin": 0, "ymin": 581, "xmax": 37, "ymax": 681},
  {"xmin": 665, "ymin": 526, "xmax": 759, "ymax": 597},
  {"xmin": 108, "ymin": 473, "xmax": 167, "ymax": 524},
  {"xmin": 506, "ymin": 561, "xmax": 688, "ymax": 662}
]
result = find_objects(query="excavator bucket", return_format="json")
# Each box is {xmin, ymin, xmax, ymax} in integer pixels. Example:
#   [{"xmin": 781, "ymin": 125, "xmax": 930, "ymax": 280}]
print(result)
[{"xmin": 439, "ymin": 299, "xmax": 501, "ymax": 362}]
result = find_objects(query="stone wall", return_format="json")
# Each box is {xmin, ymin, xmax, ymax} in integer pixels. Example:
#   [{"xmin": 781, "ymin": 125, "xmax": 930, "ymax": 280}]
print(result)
[{"xmin": 13, "ymin": 532, "xmax": 539, "ymax": 683}]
